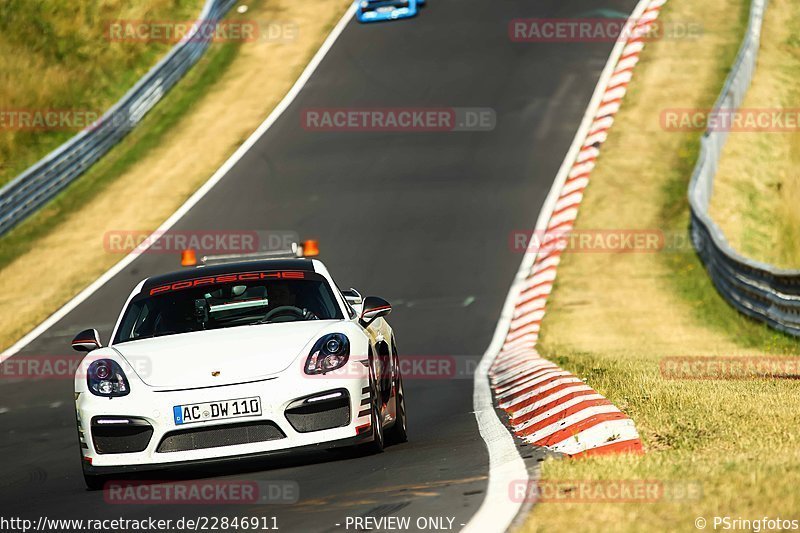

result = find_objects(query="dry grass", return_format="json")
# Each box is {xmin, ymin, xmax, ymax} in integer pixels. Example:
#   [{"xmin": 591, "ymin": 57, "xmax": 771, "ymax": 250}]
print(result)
[
  {"xmin": 521, "ymin": 0, "xmax": 800, "ymax": 531},
  {"xmin": 0, "ymin": 0, "xmax": 351, "ymax": 351},
  {"xmin": 709, "ymin": 0, "xmax": 800, "ymax": 268},
  {"xmin": 0, "ymin": 0, "xmax": 204, "ymax": 185}
]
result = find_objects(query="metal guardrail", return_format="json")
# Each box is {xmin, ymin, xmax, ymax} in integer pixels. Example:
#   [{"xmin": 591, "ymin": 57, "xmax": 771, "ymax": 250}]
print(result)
[
  {"xmin": 689, "ymin": 0, "xmax": 800, "ymax": 337},
  {"xmin": 0, "ymin": 0, "xmax": 237, "ymax": 236}
]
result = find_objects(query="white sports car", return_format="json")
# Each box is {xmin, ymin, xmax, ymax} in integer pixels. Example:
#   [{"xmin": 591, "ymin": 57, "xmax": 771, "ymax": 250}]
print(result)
[{"xmin": 72, "ymin": 253, "xmax": 406, "ymax": 489}]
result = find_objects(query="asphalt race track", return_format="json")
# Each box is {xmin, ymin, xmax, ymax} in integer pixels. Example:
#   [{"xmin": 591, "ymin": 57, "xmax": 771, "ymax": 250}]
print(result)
[{"xmin": 0, "ymin": 0, "xmax": 636, "ymax": 530}]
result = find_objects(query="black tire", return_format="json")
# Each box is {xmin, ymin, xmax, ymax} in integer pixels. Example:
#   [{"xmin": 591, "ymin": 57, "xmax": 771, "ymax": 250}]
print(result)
[
  {"xmin": 365, "ymin": 397, "xmax": 385, "ymax": 453},
  {"xmin": 360, "ymin": 363, "xmax": 385, "ymax": 454},
  {"xmin": 83, "ymin": 471, "xmax": 107, "ymax": 491},
  {"xmin": 386, "ymin": 372, "xmax": 408, "ymax": 444}
]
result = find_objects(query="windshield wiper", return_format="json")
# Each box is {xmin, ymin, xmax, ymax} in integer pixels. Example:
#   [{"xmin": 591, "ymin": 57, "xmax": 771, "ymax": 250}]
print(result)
[{"xmin": 131, "ymin": 330, "xmax": 178, "ymax": 340}]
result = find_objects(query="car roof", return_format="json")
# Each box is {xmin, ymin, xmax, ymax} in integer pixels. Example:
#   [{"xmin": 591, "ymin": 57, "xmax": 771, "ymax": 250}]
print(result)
[{"xmin": 140, "ymin": 258, "xmax": 317, "ymax": 293}]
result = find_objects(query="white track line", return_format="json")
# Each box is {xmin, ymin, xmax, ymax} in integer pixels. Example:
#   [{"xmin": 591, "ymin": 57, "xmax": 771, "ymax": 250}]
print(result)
[
  {"xmin": 464, "ymin": 1, "xmax": 656, "ymax": 530},
  {"xmin": 0, "ymin": 3, "xmax": 358, "ymax": 363}
]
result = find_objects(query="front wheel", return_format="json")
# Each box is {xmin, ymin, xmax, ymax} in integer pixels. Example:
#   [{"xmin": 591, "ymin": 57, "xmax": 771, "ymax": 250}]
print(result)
[
  {"xmin": 365, "ymin": 398, "xmax": 385, "ymax": 453},
  {"xmin": 386, "ymin": 373, "xmax": 408, "ymax": 444},
  {"xmin": 361, "ymin": 370, "xmax": 384, "ymax": 454}
]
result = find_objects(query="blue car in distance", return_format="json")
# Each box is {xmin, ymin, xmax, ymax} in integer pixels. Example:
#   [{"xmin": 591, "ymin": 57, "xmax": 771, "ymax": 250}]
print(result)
[{"xmin": 355, "ymin": 0, "xmax": 426, "ymax": 23}]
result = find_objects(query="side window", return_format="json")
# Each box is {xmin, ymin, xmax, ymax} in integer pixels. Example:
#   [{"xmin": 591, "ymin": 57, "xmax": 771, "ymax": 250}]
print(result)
[
  {"xmin": 333, "ymin": 280, "xmax": 357, "ymax": 319},
  {"xmin": 132, "ymin": 303, "xmax": 150, "ymax": 338},
  {"xmin": 115, "ymin": 299, "xmax": 150, "ymax": 341}
]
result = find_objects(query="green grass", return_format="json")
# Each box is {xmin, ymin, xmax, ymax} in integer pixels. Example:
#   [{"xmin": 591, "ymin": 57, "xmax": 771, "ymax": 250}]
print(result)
[
  {"xmin": 0, "ymin": 0, "xmax": 205, "ymax": 186},
  {"xmin": 0, "ymin": 27, "xmax": 243, "ymax": 271}
]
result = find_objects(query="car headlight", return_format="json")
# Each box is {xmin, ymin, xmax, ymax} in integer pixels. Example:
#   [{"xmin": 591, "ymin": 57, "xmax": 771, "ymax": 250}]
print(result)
[
  {"xmin": 87, "ymin": 359, "xmax": 130, "ymax": 397},
  {"xmin": 305, "ymin": 334, "xmax": 350, "ymax": 375}
]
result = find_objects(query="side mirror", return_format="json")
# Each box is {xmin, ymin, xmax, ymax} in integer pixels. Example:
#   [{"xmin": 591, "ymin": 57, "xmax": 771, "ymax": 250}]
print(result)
[
  {"xmin": 72, "ymin": 329, "xmax": 102, "ymax": 352},
  {"xmin": 359, "ymin": 296, "xmax": 391, "ymax": 328}
]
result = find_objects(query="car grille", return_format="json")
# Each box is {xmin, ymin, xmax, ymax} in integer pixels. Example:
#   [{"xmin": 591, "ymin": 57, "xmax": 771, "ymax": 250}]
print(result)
[
  {"xmin": 157, "ymin": 421, "xmax": 286, "ymax": 453},
  {"xmin": 91, "ymin": 418, "xmax": 153, "ymax": 454},
  {"xmin": 285, "ymin": 390, "xmax": 351, "ymax": 433}
]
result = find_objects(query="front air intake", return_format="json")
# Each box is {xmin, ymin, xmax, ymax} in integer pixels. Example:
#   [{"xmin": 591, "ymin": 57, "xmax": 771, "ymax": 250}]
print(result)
[
  {"xmin": 157, "ymin": 421, "xmax": 286, "ymax": 453},
  {"xmin": 91, "ymin": 417, "xmax": 153, "ymax": 454}
]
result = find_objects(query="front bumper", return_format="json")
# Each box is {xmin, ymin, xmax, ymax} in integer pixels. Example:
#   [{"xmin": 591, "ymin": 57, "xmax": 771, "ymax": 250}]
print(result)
[
  {"xmin": 82, "ymin": 434, "xmax": 371, "ymax": 476},
  {"xmin": 76, "ymin": 364, "xmax": 373, "ymax": 471}
]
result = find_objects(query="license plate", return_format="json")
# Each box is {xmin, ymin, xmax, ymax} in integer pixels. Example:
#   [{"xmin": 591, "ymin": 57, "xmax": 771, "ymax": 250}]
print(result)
[{"xmin": 173, "ymin": 397, "xmax": 261, "ymax": 426}]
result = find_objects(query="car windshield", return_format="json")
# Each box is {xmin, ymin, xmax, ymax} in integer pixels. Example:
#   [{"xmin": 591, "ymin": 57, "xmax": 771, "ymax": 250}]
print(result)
[
  {"xmin": 113, "ymin": 272, "xmax": 343, "ymax": 343},
  {"xmin": 364, "ymin": 0, "xmax": 408, "ymax": 7}
]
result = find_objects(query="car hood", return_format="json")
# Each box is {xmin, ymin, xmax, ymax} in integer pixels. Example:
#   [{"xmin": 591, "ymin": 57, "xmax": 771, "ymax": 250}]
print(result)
[{"xmin": 111, "ymin": 321, "xmax": 338, "ymax": 389}]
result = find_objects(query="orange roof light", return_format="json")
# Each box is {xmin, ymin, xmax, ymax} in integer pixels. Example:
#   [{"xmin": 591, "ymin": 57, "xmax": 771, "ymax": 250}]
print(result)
[
  {"xmin": 302, "ymin": 240, "xmax": 320, "ymax": 257},
  {"xmin": 181, "ymin": 248, "xmax": 197, "ymax": 267}
]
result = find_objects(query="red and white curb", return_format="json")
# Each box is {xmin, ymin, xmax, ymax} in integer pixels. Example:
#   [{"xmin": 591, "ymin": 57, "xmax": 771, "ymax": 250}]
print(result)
[{"xmin": 489, "ymin": 0, "xmax": 667, "ymax": 459}]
